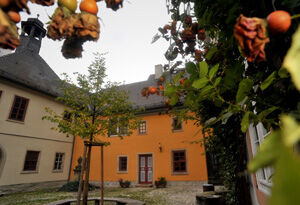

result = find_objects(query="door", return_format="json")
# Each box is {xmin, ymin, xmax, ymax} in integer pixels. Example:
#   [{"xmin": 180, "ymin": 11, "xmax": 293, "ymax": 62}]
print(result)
[{"xmin": 139, "ymin": 154, "xmax": 153, "ymax": 184}]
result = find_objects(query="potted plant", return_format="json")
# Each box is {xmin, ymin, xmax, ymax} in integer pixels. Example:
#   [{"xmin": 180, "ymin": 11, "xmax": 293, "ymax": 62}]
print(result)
[
  {"xmin": 119, "ymin": 178, "xmax": 131, "ymax": 188},
  {"xmin": 155, "ymin": 177, "xmax": 167, "ymax": 188}
]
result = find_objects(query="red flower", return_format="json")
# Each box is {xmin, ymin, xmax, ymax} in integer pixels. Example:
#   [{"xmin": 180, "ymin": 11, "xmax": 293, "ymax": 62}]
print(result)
[{"xmin": 234, "ymin": 15, "xmax": 269, "ymax": 62}]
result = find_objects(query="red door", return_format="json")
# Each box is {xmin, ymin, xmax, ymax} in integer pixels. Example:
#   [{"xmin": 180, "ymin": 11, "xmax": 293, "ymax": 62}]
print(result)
[{"xmin": 139, "ymin": 154, "xmax": 153, "ymax": 184}]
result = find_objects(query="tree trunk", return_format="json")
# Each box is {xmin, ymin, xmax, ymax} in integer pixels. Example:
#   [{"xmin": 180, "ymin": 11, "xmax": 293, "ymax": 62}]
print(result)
[
  {"xmin": 83, "ymin": 145, "xmax": 92, "ymax": 205},
  {"xmin": 76, "ymin": 144, "xmax": 87, "ymax": 205}
]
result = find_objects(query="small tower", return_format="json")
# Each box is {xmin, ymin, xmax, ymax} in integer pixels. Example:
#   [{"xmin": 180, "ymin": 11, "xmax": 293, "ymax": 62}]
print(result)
[{"xmin": 15, "ymin": 18, "xmax": 46, "ymax": 53}]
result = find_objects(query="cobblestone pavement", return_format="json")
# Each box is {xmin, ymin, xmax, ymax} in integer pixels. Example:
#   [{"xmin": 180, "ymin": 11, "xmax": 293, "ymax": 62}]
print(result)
[{"xmin": 146, "ymin": 185, "xmax": 204, "ymax": 205}]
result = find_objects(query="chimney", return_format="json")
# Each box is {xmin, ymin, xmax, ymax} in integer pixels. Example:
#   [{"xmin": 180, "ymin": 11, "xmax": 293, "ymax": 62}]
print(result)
[
  {"xmin": 15, "ymin": 18, "xmax": 46, "ymax": 54},
  {"xmin": 155, "ymin": 64, "xmax": 163, "ymax": 79}
]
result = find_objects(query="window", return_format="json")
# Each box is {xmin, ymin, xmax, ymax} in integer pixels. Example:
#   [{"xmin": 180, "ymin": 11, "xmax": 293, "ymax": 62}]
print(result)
[
  {"xmin": 53, "ymin": 153, "xmax": 64, "ymax": 171},
  {"xmin": 108, "ymin": 119, "xmax": 128, "ymax": 136},
  {"xmin": 23, "ymin": 151, "xmax": 40, "ymax": 171},
  {"xmin": 172, "ymin": 117, "xmax": 182, "ymax": 131},
  {"xmin": 118, "ymin": 156, "xmax": 128, "ymax": 172},
  {"xmin": 9, "ymin": 95, "xmax": 29, "ymax": 122},
  {"xmin": 249, "ymin": 123, "xmax": 273, "ymax": 195},
  {"xmin": 138, "ymin": 121, "xmax": 147, "ymax": 135},
  {"xmin": 172, "ymin": 150, "xmax": 187, "ymax": 173}
]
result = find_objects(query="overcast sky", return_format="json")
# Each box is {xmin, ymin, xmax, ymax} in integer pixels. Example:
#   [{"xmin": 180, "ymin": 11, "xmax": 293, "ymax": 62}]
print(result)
[{"xmin": 20, "ymin": 0, "xmax": 171, "ymax": 84}]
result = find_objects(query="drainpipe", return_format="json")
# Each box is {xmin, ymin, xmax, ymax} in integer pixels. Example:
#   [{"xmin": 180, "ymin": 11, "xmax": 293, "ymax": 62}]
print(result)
[{"xmin": 68, "ymin": 135, "xmax": 76, "ymax": 182}]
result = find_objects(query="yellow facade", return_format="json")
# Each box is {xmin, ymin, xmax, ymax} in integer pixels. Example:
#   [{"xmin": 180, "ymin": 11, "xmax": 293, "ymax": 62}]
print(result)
[{"xmin": 71, "ymin": 112, "xmax": 208, "ymax": 185}]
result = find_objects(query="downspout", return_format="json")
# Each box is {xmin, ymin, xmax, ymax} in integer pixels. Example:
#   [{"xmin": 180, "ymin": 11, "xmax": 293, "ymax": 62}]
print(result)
[{"xmin": 68, "ymin": 134, "xmax": 76, "ymax": 182}]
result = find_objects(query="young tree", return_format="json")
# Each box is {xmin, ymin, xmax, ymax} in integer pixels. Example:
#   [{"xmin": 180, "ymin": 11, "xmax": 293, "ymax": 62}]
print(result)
[{"xmin": 43, "ymin": 53, "xmax": 140, "ymax": 205}]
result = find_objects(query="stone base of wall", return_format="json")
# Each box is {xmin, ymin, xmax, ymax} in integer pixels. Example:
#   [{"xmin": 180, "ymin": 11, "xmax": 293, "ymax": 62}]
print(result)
[
  {"xmin": 90, "ymin": 180, "xmax": 207, "ymax": 188},
  {"xmin": 0, "ymin": 180, "xmax": 67, "ymax": 195}
]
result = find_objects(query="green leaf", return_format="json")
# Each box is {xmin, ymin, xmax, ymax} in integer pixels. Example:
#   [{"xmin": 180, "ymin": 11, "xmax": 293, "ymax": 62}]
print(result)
[
  {"xmin": 220, "ymin": 111, "xmax": 233, "ymax": 124},
  {"xmin": 248, "ymin": 131, "xmax": 281, "ymax": 172},
  {"xmin": 235, "ymin": 79, "xmax": 253, "ymax": 103},
  {"xmin": 281, "ymin": 115, "xmax": 300, "ymax": 147},
  {"xmin": 283, "ymin": 26, "xmax": 300, "ymax": 91},
  {"xmin": 257, "ymin": 106, "xmax": 278, "ymax": 121},
  {"xmin": 192, "ymin": 77, "xmax": 209, "ymax": 89},
  {"xmin": 278, "ymin": 67, "xmax": 289, "ymax": 78},
  {"xmin": 209, "ymin": 64, "xmax": 219, "ymax": 80},
  {"xmin": 199, "ymin": 61, "xmax": 208, "ymax": 77},
  {"xmin": 186, "ymin": 62, "xmax": 197, "ymax": 74},
  {"xmin": 269, "ymin": 145, "xmax": 300, "ymax": 205},
  {"xmin": 261, "ymin": 71, "xmax": 277, "ymax": 91},
  {"xmin": 205, "ymin": 46, "xmax": 218, "ymax": 60},
  {"xmin": 200, "ymin": 85, "xmax": 214, "ymax": 96},
  {"xmin": 173, "ymin": 71, "xmax": 184, "ymax": 83},
  {"xmin": 214, "ymin": 77, "xmax": 222, "ymax": 87},
  {"xmin": 169, "ymin": 94, "xmax": 179, "ymax": 106},
  {"xmin": 241, "ymin": 111, "xmax": 250, "ymax": 132},
  {"xmin": 151, "ymin": 33, "xmax": 161, "ymax": 44},
  {"xmin": 164, "ymin": 84, "xmax": 177, "ymax": 96}
]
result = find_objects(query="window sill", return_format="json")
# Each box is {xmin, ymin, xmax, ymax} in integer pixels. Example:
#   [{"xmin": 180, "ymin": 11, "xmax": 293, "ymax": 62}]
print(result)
[
  {"xmin": 117, "ymin": 171, "xmax": 128, "ymax": 174},
  {"xmin": 6, "ymin": 119, "xmax": 25, "ymax": 124},
  {"xmin": 171, "ymin": 171, "xmax": 188, "ymax": 175},
  {"xmin": 52, "ymin": 170, "xmax": 63, "ymax": 173},
  {"xmin": 138, "ymin": 133, "xmax": 147, "ymax": 136},
  {"xmin": 21, "ymin": 170, "xmax": 38, "ymax": 174},
  {"xmin": 172, "ymin": 129, "xmax": 183, "ymax": 133}
]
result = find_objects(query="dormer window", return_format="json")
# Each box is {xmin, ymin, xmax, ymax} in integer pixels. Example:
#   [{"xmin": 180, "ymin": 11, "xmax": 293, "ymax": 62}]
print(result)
[{"xmin": 9, "ymin": 95, "xmax": 29, "ymax": 122}]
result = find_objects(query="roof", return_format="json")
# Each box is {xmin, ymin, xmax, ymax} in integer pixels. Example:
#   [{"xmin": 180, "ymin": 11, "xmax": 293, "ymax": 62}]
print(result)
[
  {"xmin": 122, "ymin": 74, "xmax": 166, "ymax": 110},
  {"xmin": 0, "ymin": 49, "xmax": 61, "ymax": 97},
  {"xmin": 0, "ymin": 50, "xmax": 165, "ymax": 110}
]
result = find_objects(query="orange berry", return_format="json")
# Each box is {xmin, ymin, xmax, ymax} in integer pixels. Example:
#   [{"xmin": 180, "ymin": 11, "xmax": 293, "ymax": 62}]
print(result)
[
  {"xmin": 7, "ymin": 11, "xmax": 20, "ymax": 23},
  {"xmin": 80, "ymin": 0, "xmax": 98, "ymax": 15},
  {"xmin": 0, "ymin": 0, "xmax": 10, "ymax": 8},
  {"xmin": 267, "ymin": 10, "xmax": 291, "ymax": 33}
]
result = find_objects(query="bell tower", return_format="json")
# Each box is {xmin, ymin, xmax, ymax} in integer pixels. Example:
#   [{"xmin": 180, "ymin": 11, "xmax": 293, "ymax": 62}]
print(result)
[{"xmin": 16, "ymin": 18, "xmax": 46, "ymax": 53}]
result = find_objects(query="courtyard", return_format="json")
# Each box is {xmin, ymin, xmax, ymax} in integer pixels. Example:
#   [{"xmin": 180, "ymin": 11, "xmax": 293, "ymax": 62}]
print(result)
[{"xmin": 0, "ymin": 185, "xmax": 211, "ymax": 205}]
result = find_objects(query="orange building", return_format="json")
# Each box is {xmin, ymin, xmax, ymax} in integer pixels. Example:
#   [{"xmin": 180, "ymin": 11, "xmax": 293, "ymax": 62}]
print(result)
[{"xmin": 70, "ymin": 69, "xmax": 208, "ymax": 187}]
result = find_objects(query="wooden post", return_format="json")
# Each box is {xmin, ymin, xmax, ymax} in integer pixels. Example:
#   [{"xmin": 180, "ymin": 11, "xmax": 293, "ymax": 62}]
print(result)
[
  {"xmin": 76, "ymin": 144, "xmax": 87, "ymax": 205},
  {"xmin": 83, "ymin": 145, "xmax": 92, "ymax": 205},
  {"xmin": 101, "ymin": 145, "xmax": 104, "ymax": 205}
]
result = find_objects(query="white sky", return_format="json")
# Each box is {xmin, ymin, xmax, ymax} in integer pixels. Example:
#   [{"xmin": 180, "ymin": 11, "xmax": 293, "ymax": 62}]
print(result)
[{"xmin": 20, "ymin": 0, "xmax": 170, "ymax": 84}]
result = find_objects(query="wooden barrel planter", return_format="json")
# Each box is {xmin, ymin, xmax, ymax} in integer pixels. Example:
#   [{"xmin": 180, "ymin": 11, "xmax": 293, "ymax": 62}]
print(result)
[{"xmin": 46, "ymin": 197, "xmax": 145, "ymax": 205}]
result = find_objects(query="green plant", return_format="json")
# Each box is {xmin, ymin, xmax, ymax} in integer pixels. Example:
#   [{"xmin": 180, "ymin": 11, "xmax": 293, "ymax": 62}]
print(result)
[
  {"xmin": 155, "ymin": 177, "xmax": 167, "ymax": 188},
  {"xmin": 58, "ymin": 181, "xmax": 98, "ymax": 192},
  {"xmin": 152, "ymin": 1, "xmax": 300, "ymax": 204},
  {"xmin": 119, "ymin": 179, "xmax": 130, "ymax": 188}
]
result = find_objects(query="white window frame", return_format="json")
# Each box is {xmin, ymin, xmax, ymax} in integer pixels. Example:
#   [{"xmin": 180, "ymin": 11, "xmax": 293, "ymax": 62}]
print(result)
[
  {"xmin": 172, "ymin": 117, "xmax": 183, "ymax": 132},
  {"xmin": 108, "ymin": 119, "xmax": 128, "ymax": 137},
  {"xmin": 248, "ymin": 123, "xmax": 273, "ymax": 195},
  {"xmin": 53, "ymin": 152, "xmax": 65, "ymax": 172},
  {"xmin": 138, "ymin": 120, "xmax": 147, "ymax": 135}
]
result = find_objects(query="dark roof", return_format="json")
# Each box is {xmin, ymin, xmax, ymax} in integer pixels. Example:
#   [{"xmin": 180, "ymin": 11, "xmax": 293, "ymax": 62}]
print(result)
[
  {"xmin": 0, "ymin": 50, "xmax": 165, "ymax": 109},
  {"xmin": 0, "ymin": 49, "xmax": 61, "ymax": 97},
  {"xmin": 123, "ymin": 74, "xmax": 165, "ymax": 110}
]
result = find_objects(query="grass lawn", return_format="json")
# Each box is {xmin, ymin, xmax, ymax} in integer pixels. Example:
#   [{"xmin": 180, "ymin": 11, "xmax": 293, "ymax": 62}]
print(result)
[{"xmin": 0, "ymin": 187, "xmax": 167, "ymax": 205}]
